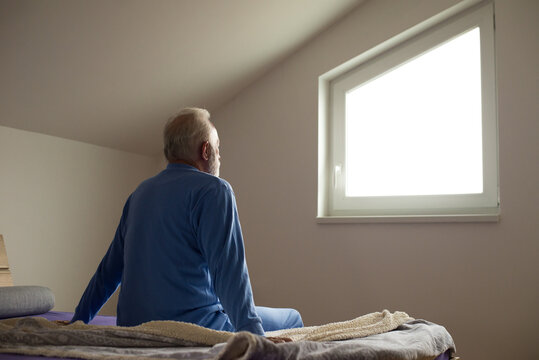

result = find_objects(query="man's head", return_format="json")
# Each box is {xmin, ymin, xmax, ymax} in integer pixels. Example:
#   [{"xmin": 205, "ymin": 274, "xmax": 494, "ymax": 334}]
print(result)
[{"xmin": 164, "ymin": 108, "xmax": 220, "ymax": 176}]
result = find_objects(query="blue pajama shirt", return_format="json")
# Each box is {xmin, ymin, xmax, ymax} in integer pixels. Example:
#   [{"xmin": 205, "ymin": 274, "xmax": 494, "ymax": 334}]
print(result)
[{"xmin": 71, "ymin": 163, "xmax": 265, "ymax": 335}]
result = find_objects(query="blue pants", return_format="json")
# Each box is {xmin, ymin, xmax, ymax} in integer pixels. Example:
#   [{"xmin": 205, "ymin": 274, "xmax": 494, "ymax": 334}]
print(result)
[
  {"xmin": 205, "ymin": 306, "xmax": 303, "ymax": 333},
  {"xmin": 255, "ymin": 306, "xmax": 304, "ymax": 331}
]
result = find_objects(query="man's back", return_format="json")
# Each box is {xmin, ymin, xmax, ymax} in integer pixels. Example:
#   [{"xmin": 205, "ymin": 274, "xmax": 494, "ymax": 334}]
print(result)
[
  {"xmin": 73, "ymin": 163, "xmax": 264, "ymax": 334},
  {"xmin": 119, "ymin": 163, "xmax": 224, "ymax": 326}
]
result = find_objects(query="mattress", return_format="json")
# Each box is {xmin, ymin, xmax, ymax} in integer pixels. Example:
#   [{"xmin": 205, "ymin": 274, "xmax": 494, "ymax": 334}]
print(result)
[{"xmin": 0, "ymin": 311, "xmax": 455, "ymax": 360}]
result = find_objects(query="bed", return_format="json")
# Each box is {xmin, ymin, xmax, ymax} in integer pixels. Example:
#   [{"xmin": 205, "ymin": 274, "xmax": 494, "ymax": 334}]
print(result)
[{"xmin": 0, "ymin": 310, "xmax": 457, "ymax": 360}]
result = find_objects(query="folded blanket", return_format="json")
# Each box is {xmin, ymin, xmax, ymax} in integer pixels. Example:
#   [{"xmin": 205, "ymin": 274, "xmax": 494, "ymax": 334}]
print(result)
[
  {"xmin": 266, "ymin": 309, "xmax": 412, "ymax": 341},
  {"xmin": 0, "ymin": 316, "xmax": 232, "ymax": 347},
  {"xmin": 0, "ymin": 310, "xmax": 456, "ymax": 360}
]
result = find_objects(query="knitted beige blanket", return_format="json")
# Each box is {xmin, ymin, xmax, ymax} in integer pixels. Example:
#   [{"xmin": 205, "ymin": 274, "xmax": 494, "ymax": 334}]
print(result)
[{"xmin": 266, "ymin": 309, "xmax": 412, "ymax": 341}]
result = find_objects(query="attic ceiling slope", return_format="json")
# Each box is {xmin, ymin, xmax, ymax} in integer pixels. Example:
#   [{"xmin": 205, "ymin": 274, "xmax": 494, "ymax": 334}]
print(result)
[{"xmin": 0, "ymin": 0, "xmax": 363, "ymax": 156}]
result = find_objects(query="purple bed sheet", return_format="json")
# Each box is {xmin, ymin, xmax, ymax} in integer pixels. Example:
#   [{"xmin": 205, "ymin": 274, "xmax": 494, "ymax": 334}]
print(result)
[{"xmin": 0, "ymin": 311, "xmax": 452, "ymax": 360}]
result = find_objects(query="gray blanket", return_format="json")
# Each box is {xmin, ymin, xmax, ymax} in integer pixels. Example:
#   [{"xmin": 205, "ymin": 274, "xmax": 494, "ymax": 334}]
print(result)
[
  {"xmin": 0, "ymin": 318, "xmax": 456, "ymax": 360},
  {"xmin": 219, "ymin": 320, "xmax": 456, "ymax": 360}
]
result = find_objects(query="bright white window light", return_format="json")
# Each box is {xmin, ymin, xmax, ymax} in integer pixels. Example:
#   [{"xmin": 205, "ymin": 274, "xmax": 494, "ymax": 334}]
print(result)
[{"xmin": 345, "ymin": 28, "xmax": 483, "ymax": 197}]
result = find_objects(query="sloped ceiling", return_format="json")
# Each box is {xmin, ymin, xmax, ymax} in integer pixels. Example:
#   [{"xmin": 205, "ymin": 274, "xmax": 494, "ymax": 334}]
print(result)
[{"xmin": 0, "ymin": 0, "xmax": 363, "ymax": 156}]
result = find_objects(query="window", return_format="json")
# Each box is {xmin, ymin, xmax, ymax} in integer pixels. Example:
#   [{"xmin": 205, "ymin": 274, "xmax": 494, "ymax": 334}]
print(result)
[{"xmin": 318, "ymin": 1, "xmax": 498, "ymax": 222}]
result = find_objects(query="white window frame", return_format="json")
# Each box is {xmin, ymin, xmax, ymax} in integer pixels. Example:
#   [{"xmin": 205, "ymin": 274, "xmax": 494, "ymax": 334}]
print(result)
[{"xmin": 318, "ymin": 1, "xmax": 499, "ymax": 223}]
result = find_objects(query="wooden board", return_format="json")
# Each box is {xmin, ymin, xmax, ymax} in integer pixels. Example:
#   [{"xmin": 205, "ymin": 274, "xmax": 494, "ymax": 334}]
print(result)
[
  {"xmin": 0, "ymin": 235, "xmax": 13, "ymax": 286},
  {"xmin": 0, "ymin": 270, "xmax": 13, "ymax": 287}
]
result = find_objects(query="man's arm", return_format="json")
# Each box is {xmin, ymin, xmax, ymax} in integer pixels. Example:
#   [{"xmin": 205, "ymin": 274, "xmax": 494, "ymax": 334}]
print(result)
[
  {"xmin": 195, "ymin": 180, "xmax": 264, "ymax": 335},
  {"xmin": 71, "ymin": 197, "xmax": 129, "ymax": 323}
]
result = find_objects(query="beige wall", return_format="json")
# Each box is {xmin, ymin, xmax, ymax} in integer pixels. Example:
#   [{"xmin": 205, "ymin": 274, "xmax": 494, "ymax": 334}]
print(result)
[
  {"xmin": 213, "ymin": 0, "xmax": 539, "ymax": 359},
  {"xmin": 0, "ymin": 125, "xmax": 159, "ymax": 315}
]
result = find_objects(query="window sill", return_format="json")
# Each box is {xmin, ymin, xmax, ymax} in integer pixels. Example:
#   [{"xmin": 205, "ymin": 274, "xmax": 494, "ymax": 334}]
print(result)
[{"xmin": 316, "ymin": 213, "xmax": 499, "ymax": 224}]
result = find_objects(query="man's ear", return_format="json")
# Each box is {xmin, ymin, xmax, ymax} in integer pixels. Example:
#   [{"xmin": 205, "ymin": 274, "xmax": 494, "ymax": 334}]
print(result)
[{"xmin": 201, "ymin": 141, "xmax": 210, "ymax": 161}]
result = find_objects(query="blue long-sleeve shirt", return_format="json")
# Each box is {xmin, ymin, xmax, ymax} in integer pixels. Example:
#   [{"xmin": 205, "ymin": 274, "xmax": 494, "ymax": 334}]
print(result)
[{"xmin": 72, "ymin": 163, "xmax": 264, "ymax": 335}]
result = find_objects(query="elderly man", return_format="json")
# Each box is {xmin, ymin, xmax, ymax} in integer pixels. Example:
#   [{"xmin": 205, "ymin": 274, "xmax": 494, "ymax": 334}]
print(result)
[{"xmin": 71, "ymin": 108, "xmax": 303, "ymax": 335}]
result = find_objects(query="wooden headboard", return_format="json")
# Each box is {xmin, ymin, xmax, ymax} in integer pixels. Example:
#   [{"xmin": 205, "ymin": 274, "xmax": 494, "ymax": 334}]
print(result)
[{"xmin": 0, "ymin": 234, "xmax": 14, "ymax": 286}]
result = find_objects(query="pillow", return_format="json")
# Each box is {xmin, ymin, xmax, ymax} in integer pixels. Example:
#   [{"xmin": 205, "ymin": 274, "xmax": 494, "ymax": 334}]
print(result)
[{"xmin": 0, "ymin": 285, "xmax": 55, "ymax": 318}]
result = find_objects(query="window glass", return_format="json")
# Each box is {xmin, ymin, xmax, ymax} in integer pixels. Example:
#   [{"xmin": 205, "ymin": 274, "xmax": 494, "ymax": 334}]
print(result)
[{"xmin": 345, "ymin": 28, "xmax": 483, "ymax": 197}]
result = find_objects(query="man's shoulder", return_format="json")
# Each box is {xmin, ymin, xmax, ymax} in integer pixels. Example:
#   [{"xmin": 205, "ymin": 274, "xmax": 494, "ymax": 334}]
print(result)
[
  {"xmin": 199, "ymin": 174, "xmax": 234, "ymax": 194},
  {"xmin": 160, "ymin": 168, "xmax": 233, "ymax": 192}
]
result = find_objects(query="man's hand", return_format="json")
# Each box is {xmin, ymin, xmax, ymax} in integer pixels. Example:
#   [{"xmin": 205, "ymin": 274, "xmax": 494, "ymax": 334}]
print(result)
[{"xmin": 54, "ymin": 320, "xmax": 71, "ymax": 326}]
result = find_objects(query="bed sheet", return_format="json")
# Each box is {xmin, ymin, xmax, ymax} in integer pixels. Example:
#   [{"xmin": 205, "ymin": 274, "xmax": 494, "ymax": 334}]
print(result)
[{"xmin": 0, "ymin": 311, "xmax": 453, "ymax": 360}]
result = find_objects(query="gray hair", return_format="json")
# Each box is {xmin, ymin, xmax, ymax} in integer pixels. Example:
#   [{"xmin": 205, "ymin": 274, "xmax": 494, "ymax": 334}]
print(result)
[{"xmin": 163, "ymin": 108, "xmax": 213, "ymax": 162}]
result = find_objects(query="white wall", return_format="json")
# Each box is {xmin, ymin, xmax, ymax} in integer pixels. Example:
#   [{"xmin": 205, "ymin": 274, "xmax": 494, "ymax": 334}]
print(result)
[
  {"xmin": 213, "ymin": 0, "xmax": 539, "ymax": 359},
  {"xmin": 0, "ymin": 125, "xmax": 159, "ymax": 315}
]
